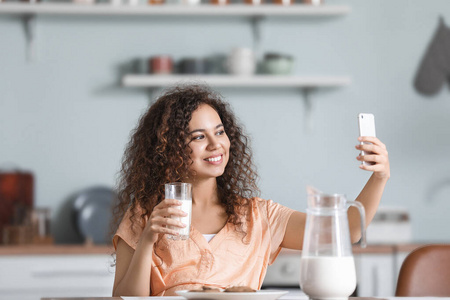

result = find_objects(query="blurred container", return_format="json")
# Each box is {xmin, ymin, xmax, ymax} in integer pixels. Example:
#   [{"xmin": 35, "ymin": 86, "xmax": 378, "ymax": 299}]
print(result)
[
  {"xmin": 226, "ymin": 48, "xmax": 256, "ymax": 76},
  {"xmin": 130, "ymin": 58, "xmax": 148, "ymax": 74},
  {"xmin": 210, "ymin": 0, "xmax": 229, "ymax": 4},
  {"xmin": 245, "ymin": 0, "xmax": 262, "ymax": 4},
  {"xmin": 205, "ymin": 54, "xmax": 227, "ymax": 74},
  {"xmin": 178, "ymin": 58, "xmax": 208, "ymax": 74},
  {"xmin": 73, "ymin": 0, "xmax": 96, "ymax": 4},
  {"xmin": 2, "ymin": 225, "xmax": 32, "ymax": 245},
  {"xmin": 149, "ymin": 55, "xmax": 174, "ymax": 74},
  {"xmin": 2, "ymin": 207, "xmax": 53, "ymax": 245},
  {"xmin": 262, "ymin": 53, "xmax": 294, "ymax": 75},
  {"xmin": 0, "ymin": 170, "xmax": 34, "ymax": 244},
  {"xmin": 31, "ymin": 208, "xmax": 53, "ymax": 244},
  {"xmin": 182, "ymin": 0, "xmax": 201, "ymax": 4},
  {"xmin": 149, "ymin": 0, "xmax": 164, "ymax": 4},
  {"xmin": 302, "ymin": 0, "xmax": 323, "ymax": 4},
  {"xmin": 124, "ymin": 0, "xmax": 140, "ymax": 5},
  {"xmin": 273, "ymin": 0, "xmax": 293, "ymax": 4}
]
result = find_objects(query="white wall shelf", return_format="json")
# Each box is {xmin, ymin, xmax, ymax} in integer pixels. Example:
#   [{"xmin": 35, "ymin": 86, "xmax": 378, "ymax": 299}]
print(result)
[
  {"xmin": 122, "ymin": 74, "xmax": 351, "ymax": 88},
  {"xmin": 0, "ymin": 3, "xmax": 351, "ymax": 17},
  {"xmin": 122, "ymin": 74, "xmax": 351, "ymax": 131},
  {"xmin": 0, "ymin": 1, "xmax": 352, "ymax": 68},
  {"xmin": 0, "ymin": 3, "xmax": 350, "ymax": 62}
]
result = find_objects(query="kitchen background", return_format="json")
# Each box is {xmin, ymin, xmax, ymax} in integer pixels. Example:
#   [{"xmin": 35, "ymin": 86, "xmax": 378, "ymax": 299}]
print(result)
[{"xmin": 1, "ymin": 0, "xmax": 450, "ymax": 245}]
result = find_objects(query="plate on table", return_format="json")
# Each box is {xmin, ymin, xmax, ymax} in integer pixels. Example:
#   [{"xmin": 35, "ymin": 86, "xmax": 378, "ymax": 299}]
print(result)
[{"xmin": 176, "ymin": 290, "xmax": 288, "ymax": 300}]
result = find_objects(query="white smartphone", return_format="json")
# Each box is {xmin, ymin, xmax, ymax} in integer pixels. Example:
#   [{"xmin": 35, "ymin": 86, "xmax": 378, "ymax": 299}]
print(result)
[{"xmin": 358, "ymin": 113, "xmax": 376, "ymax": 166}]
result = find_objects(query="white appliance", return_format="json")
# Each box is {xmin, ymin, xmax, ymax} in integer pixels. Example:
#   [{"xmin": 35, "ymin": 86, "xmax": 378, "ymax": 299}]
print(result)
[
  {"xmin": 366, "ymin": 206, "xmax": 412, "ymax": 244},
  {"xmin": 263, "ymin": 249, "xmax": 302, "ymax": 288}
]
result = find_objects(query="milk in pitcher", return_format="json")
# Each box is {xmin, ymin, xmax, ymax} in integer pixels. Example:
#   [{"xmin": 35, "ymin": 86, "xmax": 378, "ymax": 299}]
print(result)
[{"xmin": 300, "ymin": 256, "xmax": 356, "ymax": 300}]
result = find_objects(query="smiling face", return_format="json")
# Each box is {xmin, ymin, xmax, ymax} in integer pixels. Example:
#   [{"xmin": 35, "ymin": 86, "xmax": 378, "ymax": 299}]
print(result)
[{"xmin": 187, "ymin": 104, "xmax": 231, "ymax": 181}]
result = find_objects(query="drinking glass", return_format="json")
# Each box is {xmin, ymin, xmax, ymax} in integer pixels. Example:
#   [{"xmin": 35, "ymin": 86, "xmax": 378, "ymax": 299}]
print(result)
[{"xmin": 165, "ymin": 183, "xmax": 192, "ymax": 240}]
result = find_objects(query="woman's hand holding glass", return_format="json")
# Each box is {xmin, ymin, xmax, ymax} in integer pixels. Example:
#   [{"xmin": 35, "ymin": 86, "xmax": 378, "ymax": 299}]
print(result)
[
  {"xmin": 355, "ymin": 136, "xmax": 390, "ymax": 180},
  {"xmin": 142, "ymin": 199, "xmax": 187, "ymax": 245}
]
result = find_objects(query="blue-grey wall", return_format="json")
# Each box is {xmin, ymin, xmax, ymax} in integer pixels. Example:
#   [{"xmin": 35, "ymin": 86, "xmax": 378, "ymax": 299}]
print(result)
[{"xmin": 1, "ymin": 0, "xmax": 450, "ymax": 243}]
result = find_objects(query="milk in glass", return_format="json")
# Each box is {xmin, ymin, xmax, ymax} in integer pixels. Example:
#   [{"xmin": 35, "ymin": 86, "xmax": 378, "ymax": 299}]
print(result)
[{"xmin": 165, "ymin": 183, "xmax": 192, "ymax": 241}]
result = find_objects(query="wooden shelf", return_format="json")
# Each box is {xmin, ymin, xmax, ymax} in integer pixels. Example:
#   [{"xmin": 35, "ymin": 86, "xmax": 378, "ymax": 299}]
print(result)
[
  {"xmin": 0, "ymin": 3, "xmax": 351, "ymax": 17},
  {"xmin": 122, "ymin": 74, "xmax": 352, "ymax": 89}
]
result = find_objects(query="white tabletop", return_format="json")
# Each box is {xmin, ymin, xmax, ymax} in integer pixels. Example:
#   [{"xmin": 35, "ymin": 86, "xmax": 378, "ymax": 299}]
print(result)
[{"xmin": 122, "ymin": 296, "xmax": 450, "ymax": 300}]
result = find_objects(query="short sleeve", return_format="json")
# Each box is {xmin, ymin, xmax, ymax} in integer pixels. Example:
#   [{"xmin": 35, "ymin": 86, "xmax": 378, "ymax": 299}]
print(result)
[
  {"xmin": 265, "ymin": 199, "xmax": 295, "ymax": 264},
  {"xmin": 112, "ymin": 206, "xmax": 146, "ymax": 250}
]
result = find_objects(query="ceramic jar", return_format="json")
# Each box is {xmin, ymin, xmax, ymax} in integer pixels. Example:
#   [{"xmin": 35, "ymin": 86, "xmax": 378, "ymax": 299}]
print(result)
[{"xmin": 226, "ymin": 48, "xmax": 256, "ymax": 76}]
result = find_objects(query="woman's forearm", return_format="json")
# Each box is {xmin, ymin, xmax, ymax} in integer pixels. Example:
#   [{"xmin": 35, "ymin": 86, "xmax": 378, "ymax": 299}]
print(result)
[
  {"xmin": 113, "ymin": 240, "xmax": 154, "ymax": 297},
  {"xmin": 348, "ymin": 173, "xmax": 389, "ymax": 243}
]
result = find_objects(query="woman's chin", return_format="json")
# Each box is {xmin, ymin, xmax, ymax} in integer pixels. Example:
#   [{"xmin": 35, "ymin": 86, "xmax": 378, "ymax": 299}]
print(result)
[{"xmin": 194, "ymin": 171, "xmax": 225, "ymax": 180}]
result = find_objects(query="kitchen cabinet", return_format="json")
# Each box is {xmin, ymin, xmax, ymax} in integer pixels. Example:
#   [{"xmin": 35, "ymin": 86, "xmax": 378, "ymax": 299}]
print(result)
[
  {"xmin": 353, "ymin": 244, "xmax": 426, "ymax": 297},
  {"xmin": 0, "ymin": 246, "xmax": 115, "ymax": 300},
  {"xmin": 354, "ymin": 252, "xmax": 395, "ymax": 297}
]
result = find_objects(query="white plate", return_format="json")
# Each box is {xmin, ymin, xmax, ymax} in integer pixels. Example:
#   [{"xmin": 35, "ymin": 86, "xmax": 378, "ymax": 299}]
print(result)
[{"xmin": 176, "ymin": 289, "xmax": 288, "ymax": 300}]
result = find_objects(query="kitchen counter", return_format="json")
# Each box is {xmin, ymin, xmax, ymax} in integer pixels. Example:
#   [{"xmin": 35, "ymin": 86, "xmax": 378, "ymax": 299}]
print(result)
[
  {"xmin": 279, "ymin": 244, "xmax": 426, "ymax": 255},
  {"xmin": 0, "ymin": 243, "xmax": 428, "ymax": 256},
  {"xmin": 0, "ymin": 244, "xmax": 113, "ymax": 255}
]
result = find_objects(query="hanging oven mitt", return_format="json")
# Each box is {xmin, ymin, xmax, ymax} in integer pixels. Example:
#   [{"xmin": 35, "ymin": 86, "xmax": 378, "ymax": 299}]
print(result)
[{"xmin": 414, "ymin": 17, "xmax": 450, "ymax": 96}]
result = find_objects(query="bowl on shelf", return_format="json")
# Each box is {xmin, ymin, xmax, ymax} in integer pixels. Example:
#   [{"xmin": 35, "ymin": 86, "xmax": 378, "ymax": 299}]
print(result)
[{"xmin": 261, "ymin": 53, "xmax": 294, "ymax": 75}]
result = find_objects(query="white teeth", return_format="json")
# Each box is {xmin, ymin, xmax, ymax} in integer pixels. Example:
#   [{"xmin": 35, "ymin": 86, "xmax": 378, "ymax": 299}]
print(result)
[{"xmin": 206, "ymin": 156, "xmax": 221, "ymax": 162}]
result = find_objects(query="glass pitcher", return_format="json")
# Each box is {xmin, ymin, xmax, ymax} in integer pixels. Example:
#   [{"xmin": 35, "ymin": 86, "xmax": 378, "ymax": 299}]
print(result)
[{"xmin": 299, "ymin": 193, "xmax": 366, "ymax": 300}]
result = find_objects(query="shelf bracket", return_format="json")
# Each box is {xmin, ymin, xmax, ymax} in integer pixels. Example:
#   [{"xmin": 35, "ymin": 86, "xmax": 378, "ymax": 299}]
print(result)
[
  {"xmin": 302, "ymin": 87, "xmax": 316, "ymax": 133},
  {"xmin": 22, "ymin": 14, "xmax": 37, "ymax": 62},
  {"xmin": 146, "ymin": 87, "xmax": 160, "ymax": 103},
  {"xmin": 250, "ymin": 15, "xmax": 264, "ymax": 59}
]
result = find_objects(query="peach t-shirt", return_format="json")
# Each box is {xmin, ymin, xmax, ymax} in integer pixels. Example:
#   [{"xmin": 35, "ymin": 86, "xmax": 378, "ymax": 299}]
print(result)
[{"xmin": 113, "ymin": 197, "xmax": 295, "ymax": 296}]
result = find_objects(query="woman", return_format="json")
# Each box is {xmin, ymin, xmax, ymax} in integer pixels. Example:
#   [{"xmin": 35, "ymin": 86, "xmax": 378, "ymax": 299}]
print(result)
[{"xmin": 111, "ymin": 84, "xmax": 390, "ymax": 297}]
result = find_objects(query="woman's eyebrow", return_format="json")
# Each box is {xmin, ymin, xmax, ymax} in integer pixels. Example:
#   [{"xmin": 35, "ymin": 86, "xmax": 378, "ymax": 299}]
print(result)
[{"xmin": 188, "ymin": 123, "xmax": 224, "ymax": 135}]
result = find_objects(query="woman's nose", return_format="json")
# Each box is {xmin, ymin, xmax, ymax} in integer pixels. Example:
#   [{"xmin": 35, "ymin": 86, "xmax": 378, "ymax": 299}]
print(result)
[{"xmin": 206, "ymin": 136, "xmax": 220, "ymax": 150}]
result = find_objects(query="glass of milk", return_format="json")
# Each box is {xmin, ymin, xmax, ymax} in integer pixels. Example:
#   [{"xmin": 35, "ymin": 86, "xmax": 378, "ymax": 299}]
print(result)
[
  {"xmin": 165, "ymin": 182, "xmax": 192, "ymax": 241},
  {"xmin": 299, "ymin": 193, "xmax": 366, "ymax": 300}
]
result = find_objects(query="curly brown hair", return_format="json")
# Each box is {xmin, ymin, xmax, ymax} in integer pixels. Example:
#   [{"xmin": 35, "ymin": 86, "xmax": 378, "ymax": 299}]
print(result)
[{"xmin": 111, "ymin": 84, "xmax": 259, "ymax": 239}]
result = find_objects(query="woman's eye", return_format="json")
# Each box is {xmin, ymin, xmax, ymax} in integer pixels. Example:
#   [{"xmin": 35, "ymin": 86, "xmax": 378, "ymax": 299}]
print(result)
[
  {"xmin": 192, "ymin": 135, "xmax": 204, "ymax": 140},
  {"xmin": 216, "ymin": 130, "xmax": 225, "ymax": 136}
]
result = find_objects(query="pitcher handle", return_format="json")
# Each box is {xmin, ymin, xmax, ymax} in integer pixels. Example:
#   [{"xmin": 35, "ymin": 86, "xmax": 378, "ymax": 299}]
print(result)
[{"xmin": 347, "ymin": 200, "xmax": 366, "ymax": 248}]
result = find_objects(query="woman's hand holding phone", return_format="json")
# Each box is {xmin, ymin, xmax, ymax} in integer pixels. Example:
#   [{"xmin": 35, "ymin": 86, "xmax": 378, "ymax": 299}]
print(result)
[
  {"xmin": 356, "ymin": 113, "xmax": 390, "ymax": 180},
  {"xmin": 355, "ymin": 136, "xmax": 390, "ymax": 180}
]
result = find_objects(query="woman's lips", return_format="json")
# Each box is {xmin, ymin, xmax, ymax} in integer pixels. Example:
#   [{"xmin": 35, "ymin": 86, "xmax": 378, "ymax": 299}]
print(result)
[{"xmin": 204, "ymin": 154, "xmax": 223, "ymax": 165}]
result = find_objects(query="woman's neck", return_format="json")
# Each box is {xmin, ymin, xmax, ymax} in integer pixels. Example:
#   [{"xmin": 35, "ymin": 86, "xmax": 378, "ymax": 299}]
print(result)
[{"xmin": 191, "ymin": 178, "xmax": 220, "ymax": 208}]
